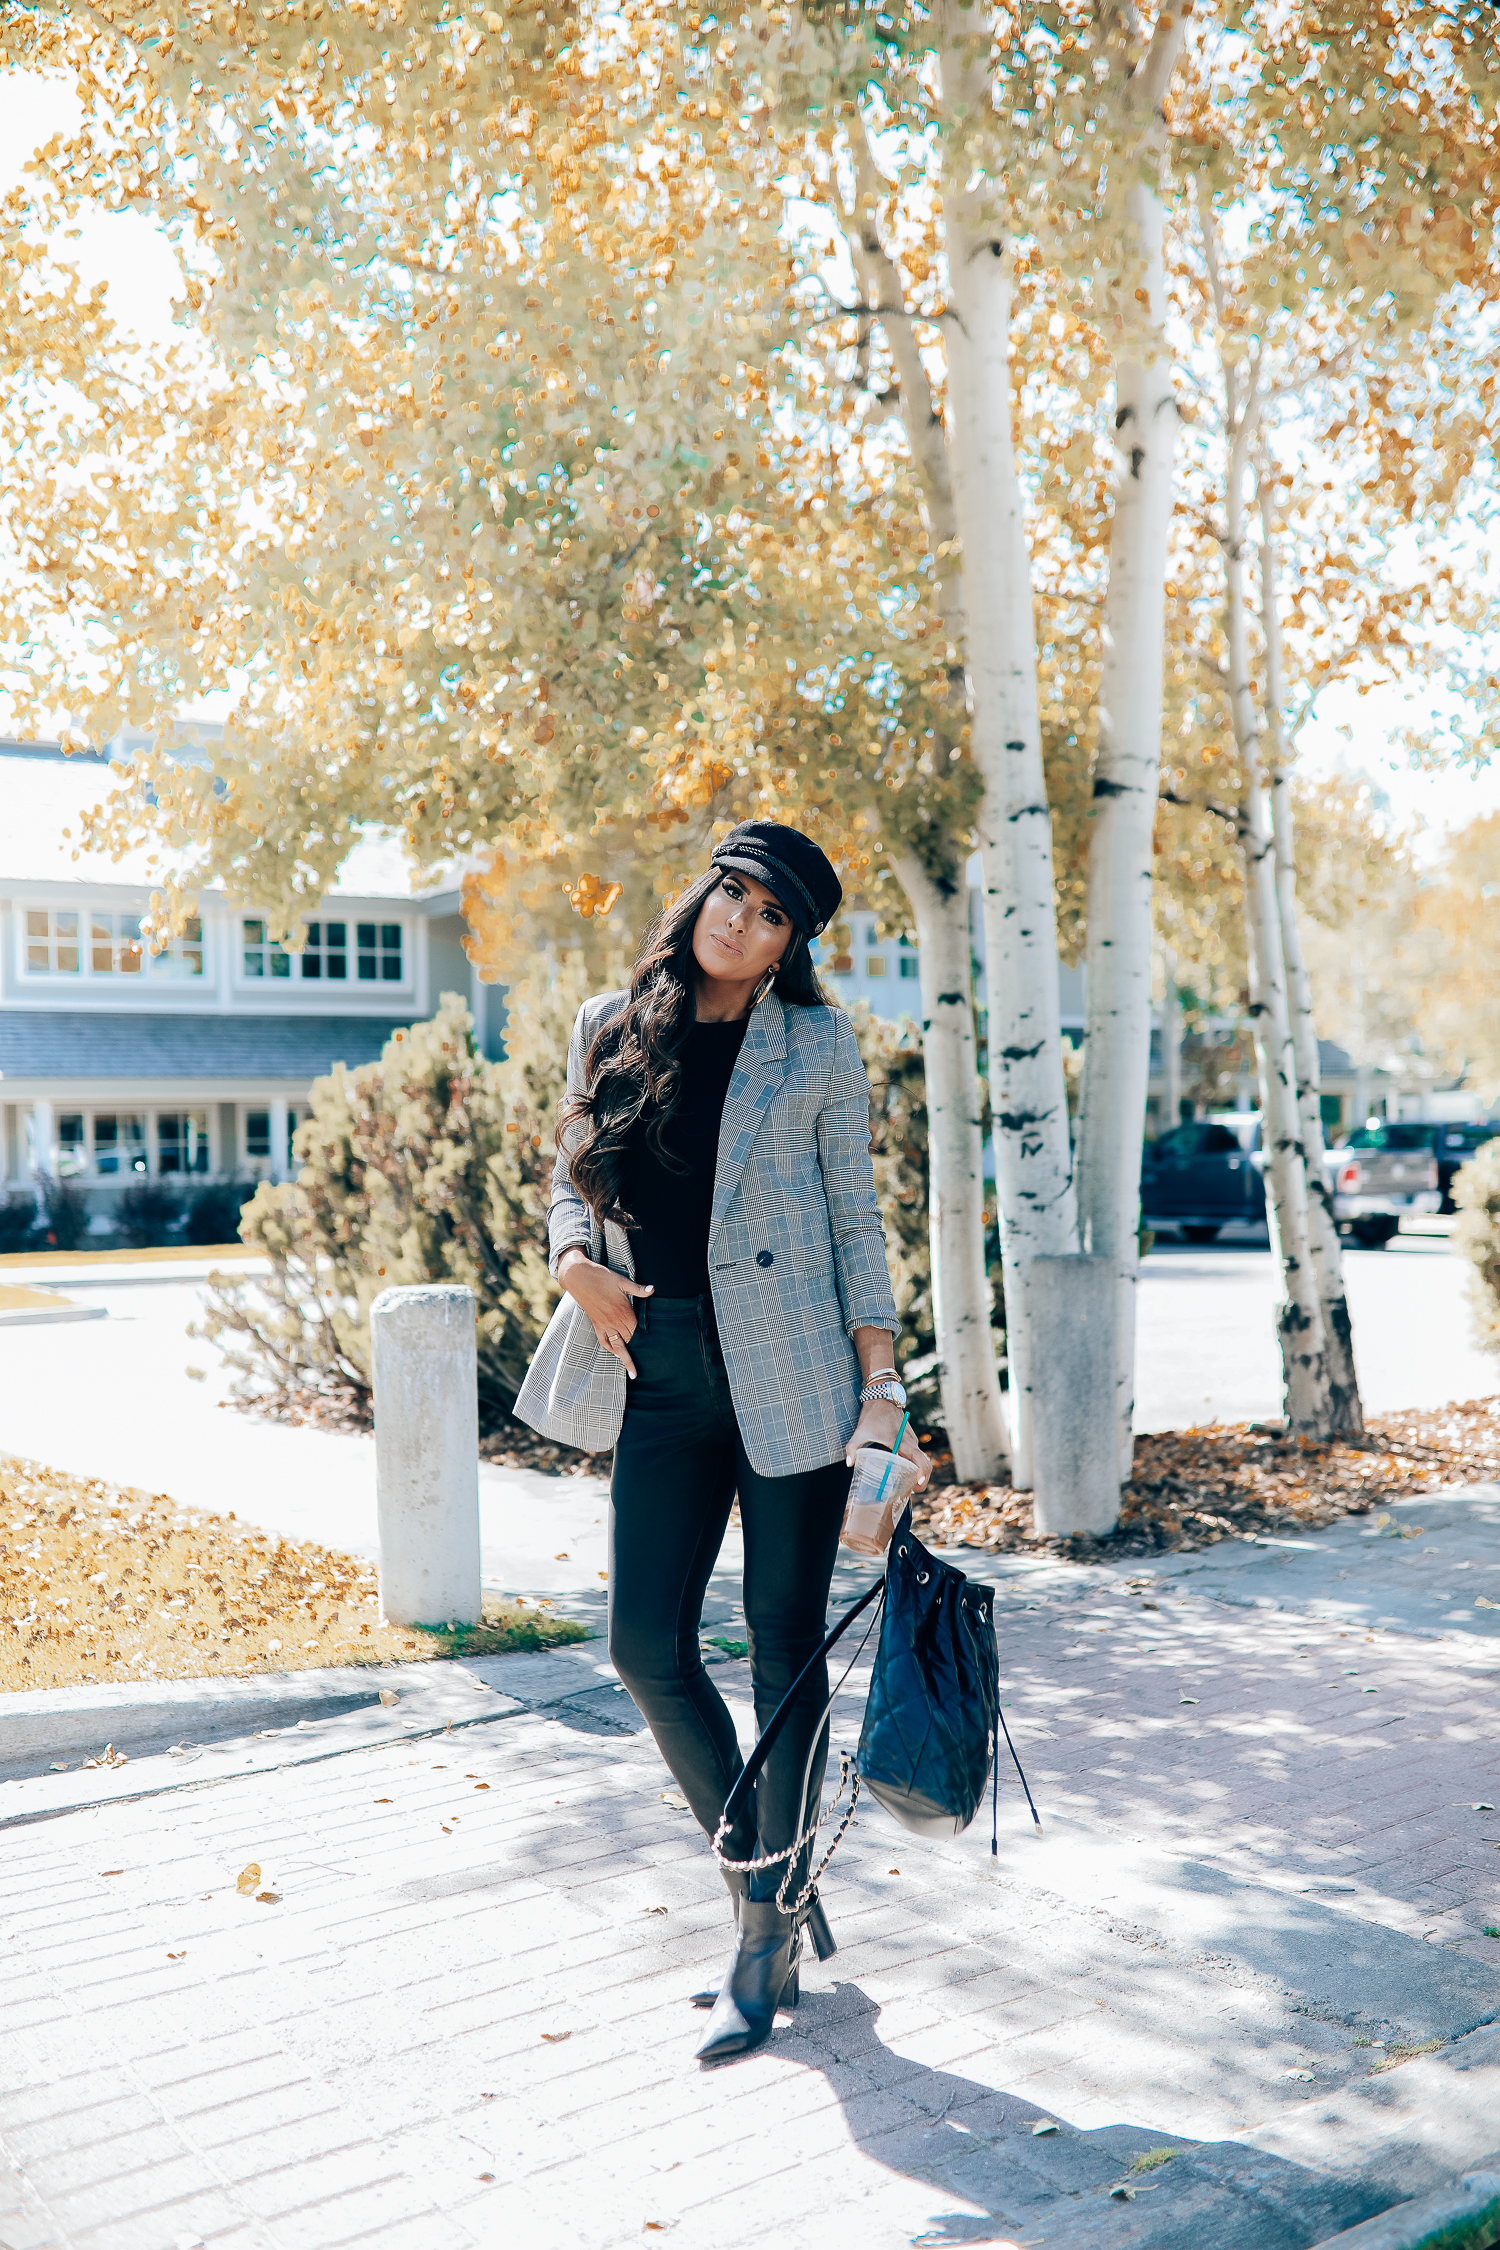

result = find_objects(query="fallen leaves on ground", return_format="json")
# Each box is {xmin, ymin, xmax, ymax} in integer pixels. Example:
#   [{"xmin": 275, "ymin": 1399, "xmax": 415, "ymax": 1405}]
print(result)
[
  {"xmin": 910, "ymin": 1396, "xmax": 1500, "ymax": 1559},
  {"xmin": 236, "ymin": 1863, "xmax": 261, "ymax": 1894},
  {"xmin": 1, "ymin": 1450, "xmax": 588, "ymax": 1692}
]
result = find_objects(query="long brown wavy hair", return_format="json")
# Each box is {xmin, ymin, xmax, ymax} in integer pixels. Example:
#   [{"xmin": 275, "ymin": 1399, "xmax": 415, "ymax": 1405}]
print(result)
[{"xmin": 562, "ymin": 866, "xmax": 828, "ymax": 1228}]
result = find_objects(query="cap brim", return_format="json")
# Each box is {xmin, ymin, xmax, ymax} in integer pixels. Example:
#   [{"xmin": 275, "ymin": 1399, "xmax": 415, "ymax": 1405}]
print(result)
[{"xmin": 712, "ymin": 852, "xmax": 807, "ymax": 927}]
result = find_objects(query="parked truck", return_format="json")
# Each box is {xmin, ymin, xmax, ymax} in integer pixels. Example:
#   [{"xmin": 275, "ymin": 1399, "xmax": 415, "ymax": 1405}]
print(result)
[
  {"xmin": 1327, "ymin": 1123, "xmax": 1441, "ymax": 1246},
  {"xmin": 1140, "ymin": 1117, "xmax": 1266, "ymax": 1243}
]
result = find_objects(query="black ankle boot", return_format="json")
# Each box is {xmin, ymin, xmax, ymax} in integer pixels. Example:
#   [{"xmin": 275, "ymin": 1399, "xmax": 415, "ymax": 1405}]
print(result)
[
  {"xmin": 693, "ymin": 1898, "xmax": 801, "ymax": 2067},
  {"xmin": 689, "ymin": 1866, "xmax": 745, "ymax": 2008},
  {"xmin": 691, "ymin": 1882, "xmax": 834, "ymax": 2008}
]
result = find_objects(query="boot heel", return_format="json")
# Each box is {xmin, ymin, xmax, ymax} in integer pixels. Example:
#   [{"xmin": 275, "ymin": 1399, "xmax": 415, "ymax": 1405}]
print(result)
[
  {"xmin": 781, "ymin": 1964, "xmax": 800, "ymax": 2009},
  {"xmin": 803, "ymin": 1892, "xmax": 837, "ymax": 1962}
]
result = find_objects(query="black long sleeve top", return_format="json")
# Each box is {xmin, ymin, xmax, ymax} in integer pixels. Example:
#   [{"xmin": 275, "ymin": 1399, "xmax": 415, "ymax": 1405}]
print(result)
[{"xmin": 618, "ymin": 1017, "xmax": 748, "ymax": 1298}]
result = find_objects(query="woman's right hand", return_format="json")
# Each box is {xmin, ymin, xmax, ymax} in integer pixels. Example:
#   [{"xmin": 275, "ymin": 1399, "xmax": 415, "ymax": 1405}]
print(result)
[{"xmin": 557, "ymin": 1249, "xmax": 654, "ymax": 1378}]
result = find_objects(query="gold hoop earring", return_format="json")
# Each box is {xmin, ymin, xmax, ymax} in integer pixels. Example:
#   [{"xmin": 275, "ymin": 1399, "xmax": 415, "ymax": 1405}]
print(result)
[{"xmin": 755, "ymin": 966, "xmax": 780, "ymax": 1006}]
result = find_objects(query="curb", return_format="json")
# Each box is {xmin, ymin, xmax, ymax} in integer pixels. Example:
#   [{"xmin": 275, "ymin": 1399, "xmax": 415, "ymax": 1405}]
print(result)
[
  {"xmin": 0, "ymin": 1645, "xmax": 624, "ymax": 1827},
  {"xmin": 0, "ymin": 1656, "xmax": 505, "ymax": 1770},
  {"xmin": 0, "ymin": 1301, "xmax": 109, "ymax": 1328},
  {"xmin": 1313, "ymin": 2167, "xmax": 1500, "ymax": 2250},
  {"xmin": 0, "ymin": 1691, "xmax": 527, "ymax": 1832},
  {"xmin": 0, "ymin": 1243, "xmax": 257, "ymax": 1269}
]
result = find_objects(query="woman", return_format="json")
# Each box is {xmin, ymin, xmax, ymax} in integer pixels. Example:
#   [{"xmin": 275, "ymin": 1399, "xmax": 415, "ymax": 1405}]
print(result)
[{"xmin": 515, "ymin": 819, "xmax": 927, "ymax": 2067}]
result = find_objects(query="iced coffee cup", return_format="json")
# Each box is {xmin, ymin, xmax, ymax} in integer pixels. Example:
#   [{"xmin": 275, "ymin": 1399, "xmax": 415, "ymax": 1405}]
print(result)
[{"xmin": 840, "ymin": 1444, "xmax": 922, "ymax": 1556}]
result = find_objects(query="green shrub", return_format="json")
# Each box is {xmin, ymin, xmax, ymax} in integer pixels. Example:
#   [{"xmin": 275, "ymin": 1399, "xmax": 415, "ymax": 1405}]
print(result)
[
  {"xmin": 197, "ymin": 986, "xmax": 573, "ymax": 1432},
  {"xmin": 1453, "ymin": 1139, "xmax": 1500, "ymax": 1365},
  {"xmin": 117, "ymin": 1181, "xmax": 183, "ymax": 1249},
  {"xmin": 848, "ymin": 1002, "xmax": 934, "ymax": 1359},
  {"xmin": 39, "ymin": 1179, "xmax": 89, "ymax": 1252},
  {"xmin": 0, "ymin": 1193, "xmax": 37, "ymax": 1254},
  {"xmin": 186, "ymin": 1180, "xmax": 258, "ymax": 1247}
]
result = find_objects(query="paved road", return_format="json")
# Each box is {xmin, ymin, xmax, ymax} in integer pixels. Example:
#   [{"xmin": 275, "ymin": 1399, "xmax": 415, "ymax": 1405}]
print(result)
[
  {"xmin": 4, "ymin": 1487, "xmax": 1500, "ymax": 2249},
  {"xmin": 1134, "ymin": 1228, "xmax": 1497, "ymax": 1433}
]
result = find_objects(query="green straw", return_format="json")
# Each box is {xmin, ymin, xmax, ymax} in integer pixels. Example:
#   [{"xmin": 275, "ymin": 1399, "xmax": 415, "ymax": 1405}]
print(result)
[{"xmin": 873, "ymin": 1409, "xmax": 911, "ymax": 1506}]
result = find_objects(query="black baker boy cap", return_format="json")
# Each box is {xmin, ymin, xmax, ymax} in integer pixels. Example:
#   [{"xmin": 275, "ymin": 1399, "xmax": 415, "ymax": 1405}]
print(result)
[{"xmin": 709, "ymin": 821, "xmax": 844, "ymax": 937}]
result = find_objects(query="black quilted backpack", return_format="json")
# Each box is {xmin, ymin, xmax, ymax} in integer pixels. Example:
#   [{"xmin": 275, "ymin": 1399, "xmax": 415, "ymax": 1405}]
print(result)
[{"xmin": 714, "ymin": 1510, "xmax": 1041, "ymax": 1910}]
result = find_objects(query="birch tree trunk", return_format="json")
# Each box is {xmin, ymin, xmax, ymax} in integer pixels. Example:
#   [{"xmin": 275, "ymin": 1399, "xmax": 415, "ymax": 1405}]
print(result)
[
  {"xmin": 831, "ymin": 123, "xmax": 1007, "ymax": 1481},
  {"xmin": 1160, "ymin": 944, "xmax": 1182, "ymax": 1131},
  {"xmin": 890, "ymin": 847, "xmax": 1010, "ymax": 1482},
  {"xmin": 1074, "ymin": 169, "xmax": 1182, "ymax": 1486},
  {"xmin": 942, "ymin": 182, "xmax": 1078, "ymax": 1489},
  {"xmin": 1222, "ymin": 464, "xmax": 1328, "ymax": 1429},
  {"xmin": 1260, "ymin": 508, "xmax": 1364, "ymax": 1436}
]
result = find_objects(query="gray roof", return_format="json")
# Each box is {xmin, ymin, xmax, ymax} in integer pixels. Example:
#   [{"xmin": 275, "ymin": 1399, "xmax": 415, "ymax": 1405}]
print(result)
[{"xmin": 0, "ymin": 1010, "xmax": 410, "ymax": 1080}]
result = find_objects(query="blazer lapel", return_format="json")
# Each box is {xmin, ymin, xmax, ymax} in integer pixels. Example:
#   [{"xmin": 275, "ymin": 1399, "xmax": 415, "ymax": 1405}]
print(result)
[{"xmin": 709, "ymin": 992, "xmax": 789, "ymax": 1246}]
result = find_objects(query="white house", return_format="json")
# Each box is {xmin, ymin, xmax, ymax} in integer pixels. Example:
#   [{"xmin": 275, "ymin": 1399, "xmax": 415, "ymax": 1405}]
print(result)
[{"xmin": 0, "ymin": 740, "xmax": 505, "ymax": 1225}]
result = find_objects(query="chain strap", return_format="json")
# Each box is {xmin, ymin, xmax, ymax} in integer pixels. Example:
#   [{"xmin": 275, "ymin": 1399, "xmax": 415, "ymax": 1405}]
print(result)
[{"xmin": 710, "ymin": 1750, "xmax": 862, "ymax": 1917}]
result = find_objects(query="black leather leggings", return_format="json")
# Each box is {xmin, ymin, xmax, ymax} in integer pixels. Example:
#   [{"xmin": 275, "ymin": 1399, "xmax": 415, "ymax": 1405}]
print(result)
[{"xmin": 607, "ymin": 1295, "xmax": 849, "ymax": 1891}]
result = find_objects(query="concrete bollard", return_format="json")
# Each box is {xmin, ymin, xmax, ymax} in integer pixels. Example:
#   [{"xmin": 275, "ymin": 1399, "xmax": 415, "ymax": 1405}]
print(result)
[
  {"xmin": 1027, "ymin": 1254, "xmax": 1120, "ymax": 1539},
  {"xmin": 370, "ymin": 1284, "xmax": 483, "ymax": 1628}
]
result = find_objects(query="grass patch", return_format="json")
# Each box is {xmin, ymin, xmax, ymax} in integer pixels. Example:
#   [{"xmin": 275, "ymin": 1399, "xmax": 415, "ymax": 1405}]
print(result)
[
  {"xmin": 1371, "ymin": 2039, "xmax": 1443, "ymax": 2073},
  {"xmin": 1129, "ymin": 2149, "xmax": 1180, "ymax": 2174},
  {"xmin": 413, "ymin": 1603, "xmax": 589, "ymax": 1657},
  {"xmin": 1, "ymin": 1452, "xmax": 587, "ymax": 1691}
]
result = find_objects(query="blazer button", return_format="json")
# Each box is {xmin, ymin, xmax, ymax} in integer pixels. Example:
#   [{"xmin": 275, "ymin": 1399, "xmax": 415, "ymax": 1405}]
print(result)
[{"xmin": 755, "ymin": 1249, "xmax": 774, "ymax": 1268}]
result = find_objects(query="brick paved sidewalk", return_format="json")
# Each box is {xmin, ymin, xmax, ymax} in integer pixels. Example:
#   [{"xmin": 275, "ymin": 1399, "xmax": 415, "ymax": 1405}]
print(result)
[{"xmin": 4, "ymin": 1489, "xmax": 1500, "ymax": 2250}]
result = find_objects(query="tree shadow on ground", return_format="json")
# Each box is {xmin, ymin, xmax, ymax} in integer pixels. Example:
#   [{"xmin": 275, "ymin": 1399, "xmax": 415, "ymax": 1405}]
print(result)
[{"xmin": 771, "ymin": 1981, "xmax": 1391, "ymax": 2250}]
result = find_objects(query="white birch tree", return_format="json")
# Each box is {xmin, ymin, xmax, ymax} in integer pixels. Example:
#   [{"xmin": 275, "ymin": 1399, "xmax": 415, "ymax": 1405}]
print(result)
[
  {"xmin": 1259, "ymin": 496, "xmax": 1364, "ymax": 1437},
  {"xmin": 1073, "ymin": 7, "xmax": 1188, "ymax": 1482},
  {"xmin": 1202, "ymin": 272, "xmax": 1328, "ymax": 1427},
  {"xmin": 889, "ymin": 846, "xmax": 1009, "ymax": 1480},
  {"xmin": 934, "ymin": 5, "xmax": 1077, "ymax": 1485}
]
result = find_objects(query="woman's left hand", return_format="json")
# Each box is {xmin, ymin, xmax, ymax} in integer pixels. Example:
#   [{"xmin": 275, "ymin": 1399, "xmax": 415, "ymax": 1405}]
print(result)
[{"xmin": 844, "ymin": 1399, "xmax": 930, "ymax": 1487}]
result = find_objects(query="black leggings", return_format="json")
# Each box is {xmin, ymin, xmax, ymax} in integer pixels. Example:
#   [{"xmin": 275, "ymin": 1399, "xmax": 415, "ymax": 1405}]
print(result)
[{"xmin": 607, "ymin": 1295, "xmax": 848, "ymax": 1893}]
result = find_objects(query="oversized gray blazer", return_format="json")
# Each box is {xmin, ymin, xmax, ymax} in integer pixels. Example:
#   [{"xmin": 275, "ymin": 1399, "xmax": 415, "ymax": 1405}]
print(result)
[{"xmin": 513, "ymin": 988, "xmax": 899, "ymax": 1478}]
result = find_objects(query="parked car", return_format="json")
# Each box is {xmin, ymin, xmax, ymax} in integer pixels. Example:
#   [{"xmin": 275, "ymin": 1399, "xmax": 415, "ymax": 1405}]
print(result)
[
  {"xmin": 1140, "ymin": 1117, "xmax": 1266, "ymax": 1243},
  {"xmin": 1327, "ymin": 1123, "xmax": 1441, "ymax": 1247},
  {"xmin": 1368, "ymin": 1121, "xmax": 1500, "ymax": 1213}
]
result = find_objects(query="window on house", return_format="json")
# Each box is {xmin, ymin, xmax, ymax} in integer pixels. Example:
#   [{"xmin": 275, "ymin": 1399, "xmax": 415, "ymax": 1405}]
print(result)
[
  {"xmin": 242, "ymin": 918, "xmax": 291, "ymax": 979},
  {"xmin": 157, "ymin": 1111, "xmax": 210, "ymax": 1175},
  {"xmin": 90, "ymin": 912, "xmax": 146, "ymax": 975},
  {"xmin": 866, "ymin": 955, "xmax": 887, "ymax": 978},
  {"xmin": 58, "ymin": 1115, "xmax": 88, "ymax": 1177},
  {"xmin": 147, "ymin": 915, "xmax": 204, "ymax": 979},
  {"xmin": 245, "ymin": 1111, "xmax": 271, "ymax": 1161},
  {"xmin": 899, "ymin": 954, "xmax": 920, "ymax": 980},
  {"xmin": 301, "ymin": 920, "xmax": 348, "ymax": 980},
  {"xmin": 25, "ymin": 909, "xmax": 81, "ymax": 973},
  {"xmin": 95, "ymin": 1115, "xmax": 147, "ymax": 1176},
  {"xmin": 357, "ymin": 921, "xmax": 404, "ymax": 982}
]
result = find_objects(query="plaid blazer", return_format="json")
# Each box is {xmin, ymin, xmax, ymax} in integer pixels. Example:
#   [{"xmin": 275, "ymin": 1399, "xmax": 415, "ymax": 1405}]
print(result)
[{"xmin": 513, "ymin": 988, "xmax": 899, "ymax": 1477}]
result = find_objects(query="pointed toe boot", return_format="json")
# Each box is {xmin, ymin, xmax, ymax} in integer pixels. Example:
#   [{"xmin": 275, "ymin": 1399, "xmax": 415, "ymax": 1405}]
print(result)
[
  {"xmin": 691, "ymin": 1882, "xmax": 835, "ymax": 2008},
  {"xmin": 693, "ymin": 1899, "xmax": 800, "ymax": 2067}
]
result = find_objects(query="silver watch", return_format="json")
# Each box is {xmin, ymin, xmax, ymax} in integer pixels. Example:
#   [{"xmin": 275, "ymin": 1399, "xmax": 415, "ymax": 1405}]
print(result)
[{"xmin": 859, "ymin": 1378, "xmax": 908, "ymax": 1408}]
